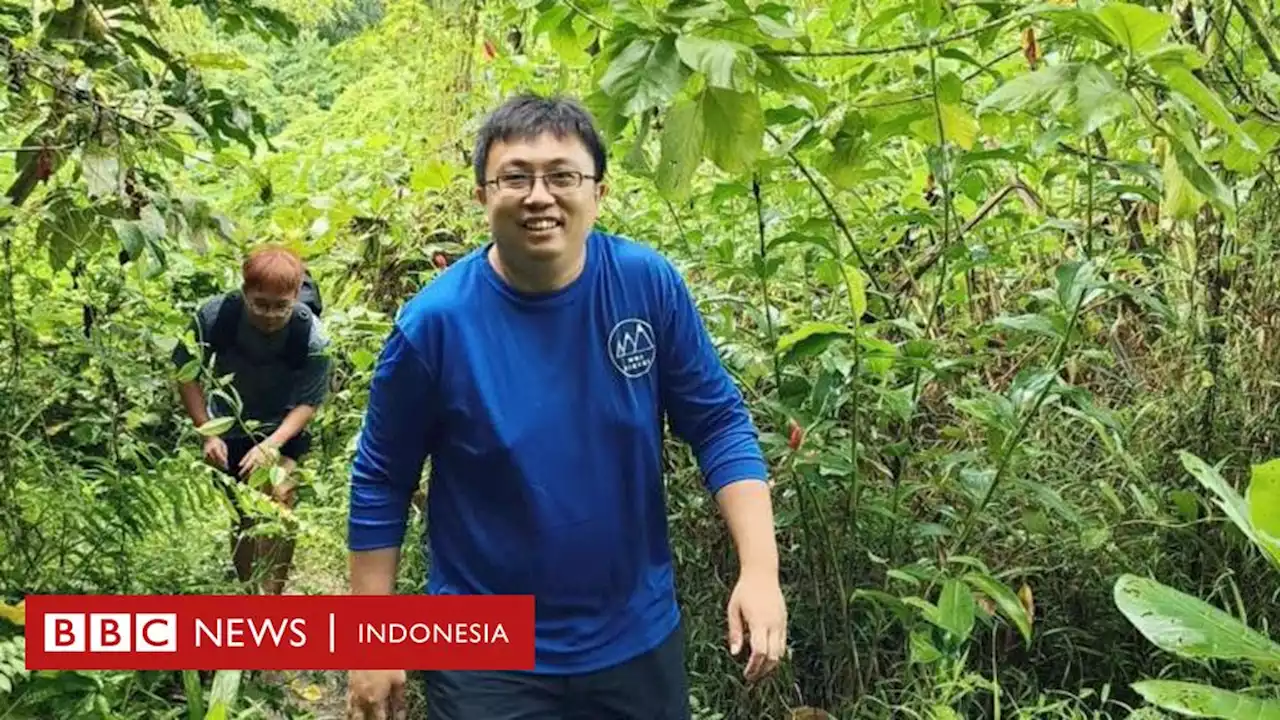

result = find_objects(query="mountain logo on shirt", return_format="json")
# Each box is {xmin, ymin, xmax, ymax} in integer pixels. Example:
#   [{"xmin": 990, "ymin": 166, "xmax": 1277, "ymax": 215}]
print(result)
[{"xmin": 608, "ymin": 318, "xmax": 656, "ymax": 378}]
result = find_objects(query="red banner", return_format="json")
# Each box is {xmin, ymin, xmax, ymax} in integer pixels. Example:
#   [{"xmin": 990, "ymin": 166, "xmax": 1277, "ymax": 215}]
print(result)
[{"xmin": 23, "ymin": 594, "xmax": 535, "ymax": 671}]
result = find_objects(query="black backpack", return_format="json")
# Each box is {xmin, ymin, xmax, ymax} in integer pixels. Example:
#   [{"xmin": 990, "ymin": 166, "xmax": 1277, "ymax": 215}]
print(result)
[{"xmin": 206, "ymin": 271, "xmax": 323, "ymax": 371}]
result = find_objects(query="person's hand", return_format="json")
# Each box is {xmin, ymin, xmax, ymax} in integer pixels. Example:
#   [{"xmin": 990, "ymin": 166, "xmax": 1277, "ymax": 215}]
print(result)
[
  {"xmin": 346, "ymin": 669, "xmax": 406, "ymax": 720},
  {"xmin": 238, "ymin": 440, "xmax": 280, "ymax": 479},
  {"xmin": 203, "ymin": 436, "xmax": 228, "ymax": 470},
  {"xmin": 727, "ymin": 569, "xmax": 787, "ymax": 683}
]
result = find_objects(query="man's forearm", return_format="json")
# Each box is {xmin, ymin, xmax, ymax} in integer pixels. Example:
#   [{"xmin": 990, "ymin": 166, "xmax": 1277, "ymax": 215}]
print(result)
[
  {"xmin": 349, "ymin": 547, "xmax": 401, "ymax": 594},
  {"xmin": 177, "ymin": 381, "xmax": 210, "ymax": 427},
  {"xmin": 268, "ymin": 404, "xmax": 316, "ymax": 447},
  {"xmin": 715, "ymin": 479, "xmax": 779, "ymax": 577}
]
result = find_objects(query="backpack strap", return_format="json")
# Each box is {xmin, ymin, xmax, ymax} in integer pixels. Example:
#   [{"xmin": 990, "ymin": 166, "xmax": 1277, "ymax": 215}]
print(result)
[
  {"xmin": 282, "ymin": 306, "xmax": 313, "ymax": 370},
  {"xmin": 207, "ymin": 292, "xmax": 244, "ymax": 360}
]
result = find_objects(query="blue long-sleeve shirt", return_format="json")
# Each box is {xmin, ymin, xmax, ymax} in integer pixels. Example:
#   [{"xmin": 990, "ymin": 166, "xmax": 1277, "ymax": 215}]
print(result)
[{"xmin": 347, "ymin": 230, "xmax": 769, "ymax": 673}]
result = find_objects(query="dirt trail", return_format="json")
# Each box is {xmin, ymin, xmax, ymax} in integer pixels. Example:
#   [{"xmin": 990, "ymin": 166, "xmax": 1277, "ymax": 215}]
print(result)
[{"xmin": 264, "ymin": 532, "xmax": 353, "ymax": 719}]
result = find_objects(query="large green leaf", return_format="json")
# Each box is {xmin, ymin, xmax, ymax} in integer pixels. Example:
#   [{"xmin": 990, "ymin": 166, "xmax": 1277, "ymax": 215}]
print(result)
[
  {"xmin": 598, "ymin": 34, "xmax": 691, "ymax": 116},
  {"xmin": 1180, "ymin": 452, "xmax": 1279, "ymax": 570},
  {"xmin": 842, "ymin": 264, "xmax": 867, "ymax": 319},
  {"xmin": 1168, "ymin": 137, "xmax": 1233, "ymax": 215},
  {"xmin": 910, "ymin": 102, "xmax": 979, "ymax": 150},
  {"xmin": 1095, "ymin": 2, "xmax": 1172, "ymax": 55},
  {"xmin": 203, "ymin": 669, "xmax": 243, "ymax": 720},
  {"xmin": 1113, "ymin": 574, "xmax": 1280, "ymax": 669},
  {"xmin": 1131, "ymin": 680, "xmax": 1280, "ymax": 720},
  {"xmin": 196, "ymin": 417, "xmax": 236, "ymax": 437},
  {"xmin": 183, "ymin": 670, "xmax": 204, "ymax": 720},
  {"xmin": 978, "ymin": 62, "xmax": 1133, "ymax": 133},
  {"xmin": 700, "ymin": 87, "xmax": 764, "ymax": 174},
  {"xmin": 1223, "ymin": 119, "xmax": 1280, "ymax": 174},
  {"xmin": 963, "ymin": 571, "xmax": 1033, "ymax": 647},
  {"xmin": 1247, "ymin": 459, "xmax": 1280, "ymax": 568},
  {"xmin": 81, "ymin": 147, "xmax": 123, "ymax": 199},
  {"xmin": 655, "ymin": 97, "xmax": 705, "ymax": 199},
  {"xmin": 1161, "ymin": 145, "xmax": 1203, "ymax": 220},
  {"xmin": 1038, "ymin": 7, "xmax": 1122, "ymax": 46},
  {"xmin": 936, "ymin": 579, "xmax": 976, "ymax": 643},
  {"xmin": 675, "ymin": 34, "xmax": 754, "ymax": 91},
  {"xmin": 776, "ymin": 322, "xmax": 856, "ymax": 362},
  {"xmin": 1072, "ymin": 63, "xmax": 1137, "ymax": 133},
  {"xmin": 978, "ymin": 64, "xmax": 1076, "ymax": 115},
  {"xmin": 1150, "ymin": 56, "xmax": 1254, "ymax": 152}
]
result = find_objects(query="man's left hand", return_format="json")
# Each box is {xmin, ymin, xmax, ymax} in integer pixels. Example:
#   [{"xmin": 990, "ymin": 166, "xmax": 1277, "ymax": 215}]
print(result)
[
  {"xmin": 726, "ymin": 569, "xmax": 787, "ymax": 683},
  {"xmin": 238, "ymin": 441, "xmax": 280, "ymax": 479}
]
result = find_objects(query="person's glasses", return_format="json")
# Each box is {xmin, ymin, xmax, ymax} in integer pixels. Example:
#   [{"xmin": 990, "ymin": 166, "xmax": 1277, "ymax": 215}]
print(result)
[
  {"xmin": 247, "ymin": 297, "xmax": 292, "ymax": 317},
  {"xmin": 486, "ymin": 170, "xmax": 598, "ymax": 195}
]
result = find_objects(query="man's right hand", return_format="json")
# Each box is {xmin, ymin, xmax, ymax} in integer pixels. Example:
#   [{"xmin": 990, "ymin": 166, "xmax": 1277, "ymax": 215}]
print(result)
[
  {"xmin": 346, "ymin": 669, "xmax": 406, "ymax": 720},
  {"xmin": 203, "ymin": 436, "xmax": 228, "ymax": 470}
]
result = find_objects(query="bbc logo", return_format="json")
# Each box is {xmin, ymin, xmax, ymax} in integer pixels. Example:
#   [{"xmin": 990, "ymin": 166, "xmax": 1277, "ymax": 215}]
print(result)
[{"xmin": 45, "ymin": 613, "xmax": 177, "ymax": 652}]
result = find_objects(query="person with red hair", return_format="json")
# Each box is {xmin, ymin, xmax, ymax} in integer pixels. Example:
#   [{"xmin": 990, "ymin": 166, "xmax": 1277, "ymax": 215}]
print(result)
[{"xmin": 171, "ymin": 244, "xmax": 330, "ymax": 595}]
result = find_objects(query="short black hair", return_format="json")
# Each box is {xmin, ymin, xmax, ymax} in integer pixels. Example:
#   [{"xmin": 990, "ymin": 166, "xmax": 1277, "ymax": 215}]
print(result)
[{"xmin": 472, "ymin": 92, "xmax": 608, "ymax": 187}]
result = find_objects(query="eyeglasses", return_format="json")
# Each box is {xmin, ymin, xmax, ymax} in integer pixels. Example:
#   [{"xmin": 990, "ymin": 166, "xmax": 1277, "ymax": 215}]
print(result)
[
  {"xmin": 247, "ymin": 297, "xmax": 293, "ymax": 317},
  {"xmin": 485, "ymin": 170, "xmax": 599, "ymax": 195}
]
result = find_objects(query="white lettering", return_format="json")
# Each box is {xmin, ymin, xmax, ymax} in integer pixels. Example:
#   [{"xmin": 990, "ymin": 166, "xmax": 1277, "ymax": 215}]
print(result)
[
  {"xmin": 357, "ymin": 623, "xmax": 509, "ymax": 645},
  {"xmin": 194, "ymin": 618, "xmax": 219, "ymax": 648},
  {"xmin": 193, "ymin": 618, "xmax": 308, "ymax": 648}
]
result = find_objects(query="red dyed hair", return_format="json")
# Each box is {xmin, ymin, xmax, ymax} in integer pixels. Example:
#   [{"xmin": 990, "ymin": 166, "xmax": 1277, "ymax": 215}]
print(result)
[{"xmin": 242, "ymin": 245, "xmax": 304, "ymax": 295}]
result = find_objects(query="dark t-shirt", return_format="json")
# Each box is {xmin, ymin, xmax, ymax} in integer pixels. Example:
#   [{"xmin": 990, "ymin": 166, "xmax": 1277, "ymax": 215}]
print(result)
[{"xmin": 172, "ymin": 293, "xmax": 330, "ymax": 438}]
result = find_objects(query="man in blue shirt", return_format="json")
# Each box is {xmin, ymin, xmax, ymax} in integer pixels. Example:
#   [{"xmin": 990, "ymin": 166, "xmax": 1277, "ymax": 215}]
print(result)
[{"xmin": 345, "ymin": 93, "xmax": 787, "ymax": 719}]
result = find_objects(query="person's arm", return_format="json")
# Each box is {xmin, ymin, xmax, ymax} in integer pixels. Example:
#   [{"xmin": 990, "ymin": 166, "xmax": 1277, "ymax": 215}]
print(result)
[
  {"xmin": 715, "ymin": 480, "xmax": 778, "ymax": 579},
  {"xmin": 656, "ymin": 257, "xmax": 785, "ymax": 680},
  {"xmin": 348, "ymin": 324, "xmax": 438, "ymax": 595},
  {"xmin": 266, "ymin": 404, "xmax": 315, "ymax": 448},
  {"xmin": 655, "ymin": 257, "xmax": 774, "ymax": 548},
  {"xmin": 172, "ymin": 310, "xmax": 212, "ymax": 429},
  {"xmin": 177, "ymin": 380, "xmax": 211, "ymax": 427}
]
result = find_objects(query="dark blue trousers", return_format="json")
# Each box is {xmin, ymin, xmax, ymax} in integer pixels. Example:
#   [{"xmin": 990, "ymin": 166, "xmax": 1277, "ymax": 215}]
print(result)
[{"xmin": 423, "ymin": 623, "xmax": 691, "ymax": 719}]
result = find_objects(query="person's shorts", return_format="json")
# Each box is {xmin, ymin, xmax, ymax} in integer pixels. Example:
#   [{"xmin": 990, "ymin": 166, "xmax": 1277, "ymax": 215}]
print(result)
[
  {"xmin": 422, "ymin": 622, "xmax": 690, "ymax": 719},
  {"xmin": 216, "ymin": 431, "xmax": 312, "ymax": 481}
]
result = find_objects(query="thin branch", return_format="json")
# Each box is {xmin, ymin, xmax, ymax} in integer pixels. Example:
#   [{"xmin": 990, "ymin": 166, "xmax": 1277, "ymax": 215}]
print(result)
[
  {"xmin": 851, "ymin": 42, "xmax": 1028, "ymax": 112},
  {"xmin": 761, "ymin": 15, "xmax": 1015, "ymax": 58},
  {"xmin": 561, "ymin": 0, "xmax": 612, "ymax": 32},
  {"xmin": 1231, "ymin": 0, "xmax": 1280, "ymax": 77},
  {"xmin": 0, "ymin": 145, "xmax": 75, "ymax": 153},
  {"xmin": 766, "ymin": 129, "xmax": 888, "ymax": 301}
]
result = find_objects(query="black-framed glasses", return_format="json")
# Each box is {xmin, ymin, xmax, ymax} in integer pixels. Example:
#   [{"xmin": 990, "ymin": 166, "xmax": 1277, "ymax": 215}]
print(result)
[{"xmin": 485, "ymin": 170, "xmax": 599, "ymax": 194}]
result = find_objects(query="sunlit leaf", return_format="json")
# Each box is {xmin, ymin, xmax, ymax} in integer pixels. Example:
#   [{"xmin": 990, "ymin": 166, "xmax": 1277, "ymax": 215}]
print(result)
[
  {"xmin": 599, "ymin": 34, "xmax": 691, "ymax": 116},
  {"xmin": 776, "ymin": 322, "xmax": 856, "ymax": 362},
  {"xmin": 196, "ymin": 417, "xmax": 236, "ymax": 437},
  {"xmin": 910, "ymin": 102, "xmax": 979, "ymax": 150},
  {"xmin": 1223, "ymin": 118, "xmax": 1280, "ymax": 174},
  {"xmin": 0, "ymin": 601, "xmax": 24, "ymax": 627},
  {"xmin": 1247, "ymin": 459, "xmax": 1280, "ymax": 568},
  {"xmin": 82, "ymin": 147, "xmax": 122, "ymax": 199},
  {"xmin": 936, "ymin": 579, "xmax": 975, "ymax": 642},
  {"xmin": 1162, "ymin": 146, "xmax": 1203, "ymax": 220},
  {"xmin": 675, "ymin": 34, "xmax": 754, "ymax": 90},
  {"xmin": 1131, "ymin": 680, "xmax": 1280, "ymax": 720},
  {"xmin": 963, "ymin": 572, "xmax": 1032, "ymax": 646},
  {"xmin": 701, "ymin": 87, "xmax": 764, "ymax": 174},
  {"xmin": 1114, "ymin": 574, "xmax": 1280, "ymax": 668},
  {"xmin": 1150, "ymin": 56, "xmax": 1254, "ymax": 152},
  {"xmin": 1095, "ymin": 2, "xmax": 1172, "ymax": 55},
  {"xmin": 655, "ymin": 96, "xmax": 705, "ymax": 199}
]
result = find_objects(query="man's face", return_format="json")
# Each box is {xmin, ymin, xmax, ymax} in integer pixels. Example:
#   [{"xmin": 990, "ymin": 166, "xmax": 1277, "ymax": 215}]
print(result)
[
  {"xmin": 475, "ymin": 131, "xmax": 607, "ymax": 269},
  {"xmin": 243, "ymin": 287, "xmax": 297, "ymax": 333}
]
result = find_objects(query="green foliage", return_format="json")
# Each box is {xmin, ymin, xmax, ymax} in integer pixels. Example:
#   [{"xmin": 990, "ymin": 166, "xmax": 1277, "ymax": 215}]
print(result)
[
  {"xmin": 3, "ymin": 0, "xmax": 1280, "ymax": 717},
  {"xmin": 1112, "ymin": 452, "xmax": 1280, "ymax": 717}
]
